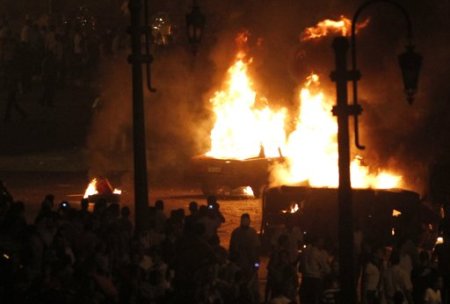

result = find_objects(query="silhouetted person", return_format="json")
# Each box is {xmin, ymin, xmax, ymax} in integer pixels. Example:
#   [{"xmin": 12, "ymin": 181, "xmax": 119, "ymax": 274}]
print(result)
[
  {"xmin": 184, "ymin": 201, "xmax": 199, "ymax": 231},
  {"xmin": 0, "ymin": 180, "xmax": 13, "ymax": 204},
  {"xmin": 206, "ymin": 195, "xmax": 225, "ymax": 224},
  {"xmin": 173, "ymin": 222, "xmax": 217, "ymax": 303},
  {"xmin": 118, "ymin": 206, "xmax": 133, "ymax": 237},
  {"xmin": 154, "ymin": 199, "xmax": 166, "ymax": 233},
  {"xmin": 229, "ymin": 213, "xmax": 260, "ymax": 303},
  {"xmin": 35, "ymin": 193, "xmax": 56, "ymax": 223},
  {"xmin": 78, "ymin": 198, "xmax": 90, "ymax": 220},
  {"xmin": 412, "ymin": 250, "xmax": 437, "ymax": 304}
]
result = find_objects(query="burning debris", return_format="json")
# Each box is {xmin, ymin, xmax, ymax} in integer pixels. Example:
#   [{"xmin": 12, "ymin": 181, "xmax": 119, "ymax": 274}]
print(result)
[{"xmin": 84, "ymin": 177, "xmax": 121, "ymax": 203}]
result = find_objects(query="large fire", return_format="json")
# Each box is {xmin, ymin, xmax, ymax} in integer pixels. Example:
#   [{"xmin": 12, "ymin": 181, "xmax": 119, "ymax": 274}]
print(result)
[
  {"xmin": 206, "ymin": 51, "xmax": 402, "ymax": 189},
  {"xmin": 206, "ymin": 53, "xmax": 287, "ymax": 160}
]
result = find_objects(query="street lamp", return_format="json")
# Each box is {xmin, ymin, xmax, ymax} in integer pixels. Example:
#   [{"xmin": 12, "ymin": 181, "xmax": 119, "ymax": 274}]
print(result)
[
  {"xmin": 186, "ymin": 0, "xmax": 206, "ymax": 55},
  {"xmin": 330, "ymin": 1, "xmax": 422, "ymax": 303},
  {"xmin": 128, "ymin": 0, "xmax": 156, "ymax": 233}
]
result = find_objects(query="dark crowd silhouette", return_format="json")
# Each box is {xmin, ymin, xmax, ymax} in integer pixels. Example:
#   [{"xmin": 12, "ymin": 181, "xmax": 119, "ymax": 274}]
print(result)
[
  {"xmin": 0, "ymin": 14, "xmax": 127, "ymax": 122},
  {"xmin": 1, "ymin": 180, "xmax": 450, "ymax": 304}
]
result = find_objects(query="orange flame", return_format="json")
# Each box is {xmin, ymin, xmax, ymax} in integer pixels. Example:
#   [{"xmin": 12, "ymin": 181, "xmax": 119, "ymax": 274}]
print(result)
[
  {"xmin": 271, "ymin": 73, "xmax": 402, "ymax": 189},
  {"xmin": 281, "ymin": 203, "xmax": 300, "ymax": 214},
  {"xmin": 83, "ymin": 178, "xmax": 121, "ymax": 199},
  {"xmin": 301, "ymin": 15, "xmax": 370, "ymax": 41},
  {"xmin": 84, "ymin": 179, "xmax": 98, "ymax": 198},
  {"xmin": 205, "ymin": 37, "xmax": 402, "ymax": 190},
  {"xmin": 206, "ymin": 57, "xmax": 287, "ymax": 160}
]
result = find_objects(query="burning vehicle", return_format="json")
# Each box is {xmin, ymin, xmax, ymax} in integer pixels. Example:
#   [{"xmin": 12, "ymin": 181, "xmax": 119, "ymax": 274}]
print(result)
[
  {"xmin": 192, "ymin": 25, "xmax": 405, "ymax": 198},
  {"xmin": 190, "ymin": 150, "xmax": 285, "ymax": 197},
  {"xmin": 83, "ymin": 177, "xmax": 122, "ymax": 204},
  {"xmin": 261, "ymin": 186, "xmax": 436, "ymax": 246}
]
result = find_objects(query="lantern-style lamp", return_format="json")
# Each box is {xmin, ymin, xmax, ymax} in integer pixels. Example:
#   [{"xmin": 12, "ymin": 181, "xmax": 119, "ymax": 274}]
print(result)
[
  {"xmin": 186, "ymin": 1, "xmax": 205, "ymax": 54},
  {"xmin": 398, "ymin": 44, "xmax": 422, "ymax": 104}
]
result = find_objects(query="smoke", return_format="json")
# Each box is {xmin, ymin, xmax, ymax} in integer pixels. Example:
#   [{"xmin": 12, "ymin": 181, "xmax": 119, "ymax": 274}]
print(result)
[
  {"xmin": 86, "ymin": 0, "xmax": 450, "ymax": 195},
  {"xmin": 86, "ymin": 56, "xmax": 132, "ymax": 179}
]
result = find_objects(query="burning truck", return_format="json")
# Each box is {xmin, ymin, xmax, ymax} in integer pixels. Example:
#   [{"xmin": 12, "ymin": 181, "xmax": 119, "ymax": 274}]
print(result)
[
  {"xmin": 260, "ymin": 186, "xmax": 437, "ymax": 246},
  {"xmin": 190, "ymin": 148, "xmax": 285, "ymax": 198}
]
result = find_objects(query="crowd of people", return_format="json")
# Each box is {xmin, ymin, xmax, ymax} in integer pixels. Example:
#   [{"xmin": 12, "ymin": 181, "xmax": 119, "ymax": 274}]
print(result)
[
  {"xmin": 1, "ymin": 181, "xmax": 450, "ymax": 304},
  {"xmin": 0, "ymin": 190, "xmax": 260, "ymax": 304},
  {"xmin": 0, "ymin": 14, "xmax": 127, "ymax": 121}
]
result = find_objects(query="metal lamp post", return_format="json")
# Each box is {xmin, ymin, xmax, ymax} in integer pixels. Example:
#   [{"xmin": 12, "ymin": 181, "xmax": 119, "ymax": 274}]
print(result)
[
  {"xmin": 128, "ymin": 0, "xmax": 155, "ymax": 233},
  {"xmin": 127, "ymin": 0, "xmax": 204, "ymax": 232},
  {"xmin": 330, "ymin": 1, "xmax": 422, "ymax": 303},
  {"xmin": 186, "ymin": 0, "xmax": 206, "ymax": 55}
]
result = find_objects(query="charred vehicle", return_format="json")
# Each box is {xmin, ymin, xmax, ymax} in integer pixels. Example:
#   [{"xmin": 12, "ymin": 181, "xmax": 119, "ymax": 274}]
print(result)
[
  {"xmin": 261, "ymin": 186, "xmax": 437, "ymax": 246},
  {"xmin": 190, "ymin": 154, "xmax": 285, "ymax": 198}
]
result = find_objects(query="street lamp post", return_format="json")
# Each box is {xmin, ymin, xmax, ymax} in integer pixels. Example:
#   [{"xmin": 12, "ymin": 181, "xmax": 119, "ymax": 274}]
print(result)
[
  {"xmin": 330, "ymin": 1, "xmax": 422, "ymax": 303},
  {"xmin": 128, "ymin": 0, "xmax": 152, "ymax": 233}
]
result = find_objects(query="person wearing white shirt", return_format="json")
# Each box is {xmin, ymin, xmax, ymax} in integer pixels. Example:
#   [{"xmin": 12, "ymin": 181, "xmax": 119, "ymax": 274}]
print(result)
[
  {"xmin": 384, "ymin": 251, "xmax": 414, "ymax": 304},
  {"xmin": 299, "ymin": 236, "xmax": 331, "ymax": 304}
]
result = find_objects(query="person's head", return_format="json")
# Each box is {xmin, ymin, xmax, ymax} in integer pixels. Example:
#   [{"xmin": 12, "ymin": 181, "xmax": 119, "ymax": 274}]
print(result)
[
  {"xmin": 42, "ymin": 194, "xmax": 55, "ymax": 209},
  {"xmin": 93, "ymin": 199, "xmax": 107, "ymax": 214},
  {"xmin": 207, "ymin": 195, "xmax": 217, "ymax": 207},
  {"xmin": 155, "ymin": 200, "xmax": 164, "ymax": 211},
  {"xmin": 240, "ymin": 213, "xmax": 251, "ymax": 228},
  {"xmin": 189, "ymin": 201, "xmax": 198, "ymax": 214},
  {"xmin": 80, "ymin": 198, "xmax": 89, "ymax": 211}
]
